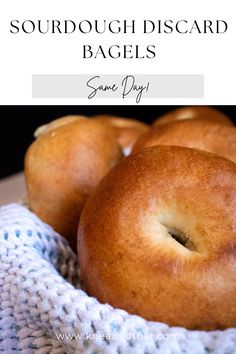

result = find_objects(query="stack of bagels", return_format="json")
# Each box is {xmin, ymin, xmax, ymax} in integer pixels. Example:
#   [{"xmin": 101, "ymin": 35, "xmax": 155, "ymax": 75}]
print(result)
[{"xmin": 24, "ymin": 107, "xmax": 236, "ymax": 330}]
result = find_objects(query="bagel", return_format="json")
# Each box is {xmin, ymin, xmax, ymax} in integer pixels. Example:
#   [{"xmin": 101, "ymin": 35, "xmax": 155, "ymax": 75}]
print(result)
[
  {"xmin": 132, "ymin": 119, "xmax": 236, "ymax": 163},
  {"xmin": 93, "ymin": 115, "xmax": 148, "ymax": 156},
  {"xmin": 153, "ymin": 106, "xmax": 233, "ymax": 126},
  {"xmin": 34, "ymin": 115, "xmax": 85, "ymax": 138},
  {"xmin": 78, "ymin": 145, "xmax": 236, "ymax": 330},
  {"xmin": 25, "ymin": 118, "xmax": 122, "ymax": 251}
]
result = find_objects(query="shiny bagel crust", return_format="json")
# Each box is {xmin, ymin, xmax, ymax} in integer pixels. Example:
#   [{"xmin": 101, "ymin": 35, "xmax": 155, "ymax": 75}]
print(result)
[
  {"xmin": 153, "ymin": 107, "xmax": 233, "ymax": 126},
  {"xmin": 25, "ymin": 118, "xmax": 122, "ymax": 251},
  {"xmin": 78, "ymin": 145, "xmax": 236, "ymax": 330},
  {"xmin": 94, "ymin": 115, "xmax": 148, "ymax": 155},
  {"xmin": 34, "ymin": 115, "xmax": 85, "ymax": 138},
  {"xmin": 132, "ymin": 119, "xmax": 236, "ymax": 163}
]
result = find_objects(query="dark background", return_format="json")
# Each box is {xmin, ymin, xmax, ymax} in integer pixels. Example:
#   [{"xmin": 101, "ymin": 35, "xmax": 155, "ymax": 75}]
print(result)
[{"xmin": 1, "ymin": 105, "xmax": 236, "ymax": 179}]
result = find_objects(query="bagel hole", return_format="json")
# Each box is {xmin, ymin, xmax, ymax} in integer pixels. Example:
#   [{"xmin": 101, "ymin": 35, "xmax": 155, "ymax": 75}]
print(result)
[{"xmin": 168, "ymin": 227, "xmax": 196, "ymax": 251}]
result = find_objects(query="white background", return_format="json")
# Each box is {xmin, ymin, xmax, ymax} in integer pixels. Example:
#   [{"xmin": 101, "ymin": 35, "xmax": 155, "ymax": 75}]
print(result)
[{"xmin": 0, "ymin": 0, "xmax": 235, "ymax": 105}]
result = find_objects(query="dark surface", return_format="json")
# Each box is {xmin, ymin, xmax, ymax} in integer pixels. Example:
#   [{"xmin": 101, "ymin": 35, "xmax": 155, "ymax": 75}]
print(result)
[{"xmin": 0, "ymin": 105, "xmax": 236, "ymax": 178}]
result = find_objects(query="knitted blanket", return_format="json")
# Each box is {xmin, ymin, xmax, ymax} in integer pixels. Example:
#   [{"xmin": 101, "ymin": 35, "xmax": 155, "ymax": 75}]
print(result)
[{"xmin": 0, "ymin": 204, "xmax": 236, "ymax": 354}]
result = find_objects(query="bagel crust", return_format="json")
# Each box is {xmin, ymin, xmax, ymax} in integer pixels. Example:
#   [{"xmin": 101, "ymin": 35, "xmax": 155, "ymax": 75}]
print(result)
[
  {"xmin": 153, "ymin": 106, "xmax": 233, "ymax": 126},
  {"xmin": 34, "ymin": 115, "xmax": 85, "ymax": 138},
  {"xmin": 25, "ymin": 118, "xmax": 122, "ymax": 251},
  {"xmin": 78, "ymin": 146, "xmax": 236, "ymax": 330},
  {"xmin": 93, "ymin": 115, "xmax": 148, "ymax": 156},
  {"xmin": 132, "ymin": 119, "xmax": 236, "ymax": 163}
]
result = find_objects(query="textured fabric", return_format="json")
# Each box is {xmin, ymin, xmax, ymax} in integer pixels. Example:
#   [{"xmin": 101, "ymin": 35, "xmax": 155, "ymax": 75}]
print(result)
[{"xmin": 0, "ymin": 204, "xmax": 236, "ymax": 354}]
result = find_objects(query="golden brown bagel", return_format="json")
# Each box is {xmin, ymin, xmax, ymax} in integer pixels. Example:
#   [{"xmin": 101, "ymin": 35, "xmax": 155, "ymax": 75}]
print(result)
[
  {"xmin": 78, "ymin": 145, "xmax": 236, "ymax": 330},
  {"xmin": 133, "ymin": 119, "xmax": 236, "ymax": 163},
  {"xmin": 34, "ymin": 115, "xmax": 85, "ymax": 138},
  {"xmin": 153, "ymin": 107, "xmax": 233, "ymax": 126},
  {"xmin": 25, "ymin": 118, "xmax": 122, "ymax": 251},
  {"xmin": 94, "ymin": 115, "xmax": 148, "ymax": 156}
]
